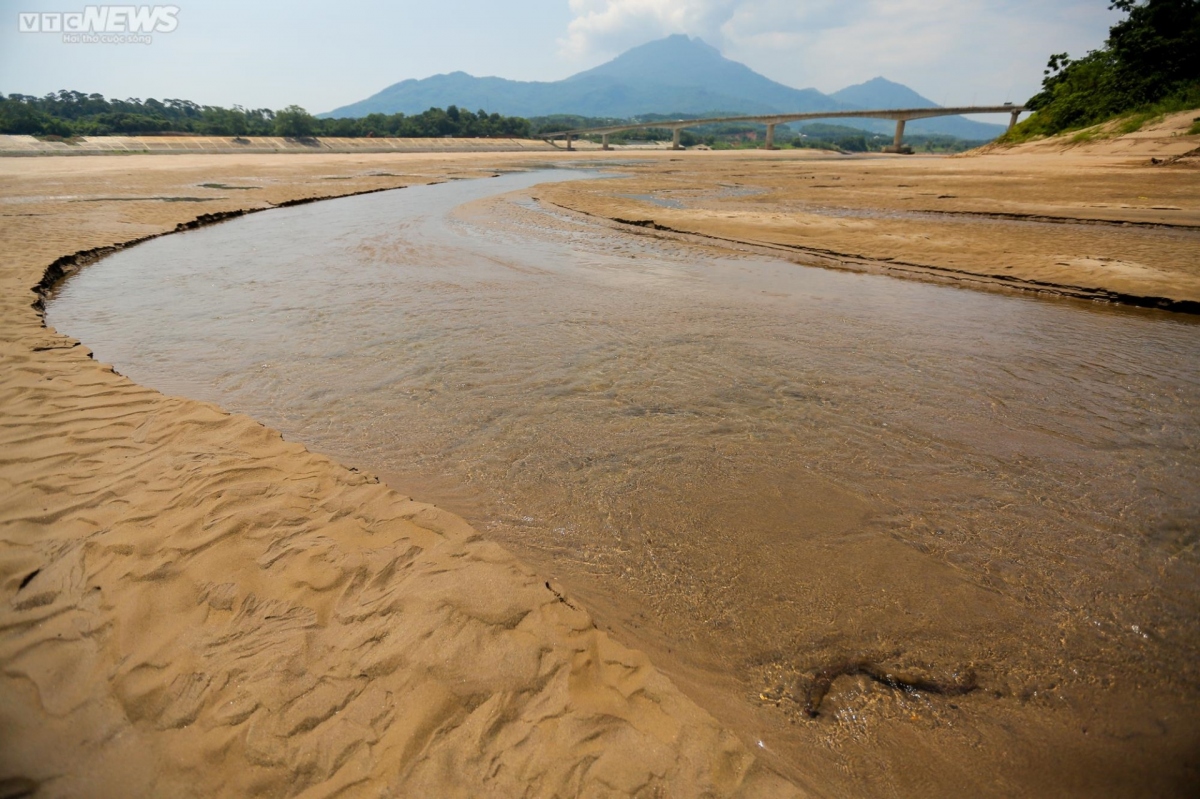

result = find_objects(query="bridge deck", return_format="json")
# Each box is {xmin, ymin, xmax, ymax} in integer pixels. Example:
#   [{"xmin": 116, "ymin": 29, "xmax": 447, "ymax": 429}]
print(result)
[{"xmin": 543, "ymin": 106, "xmax": 1025, "ymax": 139}]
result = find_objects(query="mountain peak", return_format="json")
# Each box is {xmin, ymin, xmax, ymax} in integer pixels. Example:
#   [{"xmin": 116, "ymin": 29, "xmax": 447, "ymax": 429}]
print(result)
[
  {"xmin": 566, "ymin": 35, "xmax": 739, "ymax": 85},
  {"xmin": 640, "ymin": 33, "xmax": 721, "ymax": 54},
  {"xmin": 831, "ymin": 76, "xmax": 937, "ymax": 110}
]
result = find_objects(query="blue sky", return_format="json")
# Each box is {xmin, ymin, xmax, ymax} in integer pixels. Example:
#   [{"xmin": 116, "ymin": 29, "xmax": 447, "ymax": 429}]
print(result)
[{"xmin": 0, "ymin": 0, "xmax": 1121, "ymax": 113}]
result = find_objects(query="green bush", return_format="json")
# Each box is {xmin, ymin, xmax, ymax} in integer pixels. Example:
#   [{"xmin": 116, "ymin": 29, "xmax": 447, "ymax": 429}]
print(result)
[{"xmin": 273, "ymin": 105, "xmax": 317, "ymax": 138}]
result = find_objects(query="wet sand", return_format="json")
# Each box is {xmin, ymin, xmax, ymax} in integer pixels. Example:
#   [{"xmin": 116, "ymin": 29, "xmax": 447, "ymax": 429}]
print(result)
[{"xmin": 3, "ymin": 141, "xmax": 1199, "ymax": 797}]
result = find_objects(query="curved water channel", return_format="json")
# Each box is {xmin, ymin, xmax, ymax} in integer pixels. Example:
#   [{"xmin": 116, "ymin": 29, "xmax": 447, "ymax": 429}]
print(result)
[{"xmin": 48, "ymin": 169, "xmax": 1200, "ymax": 797}]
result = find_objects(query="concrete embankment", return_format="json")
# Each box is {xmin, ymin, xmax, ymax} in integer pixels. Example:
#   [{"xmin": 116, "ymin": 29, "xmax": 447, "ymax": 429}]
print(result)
[{"xmin": 0, "ymin": 133, "xmax": 597, "ymax": 156}]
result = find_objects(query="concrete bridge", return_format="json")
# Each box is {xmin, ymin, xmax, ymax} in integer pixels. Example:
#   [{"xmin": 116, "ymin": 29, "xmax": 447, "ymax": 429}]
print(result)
[{"xmin": 543, "ymin": 105, "xmax": 1025, "ymax": 151}]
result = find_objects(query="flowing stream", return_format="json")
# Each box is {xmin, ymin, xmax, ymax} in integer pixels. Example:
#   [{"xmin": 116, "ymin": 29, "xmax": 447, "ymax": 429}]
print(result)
[{"xmin": 48, "ymin": 169, "xmax": 1200, "ymax": 797}]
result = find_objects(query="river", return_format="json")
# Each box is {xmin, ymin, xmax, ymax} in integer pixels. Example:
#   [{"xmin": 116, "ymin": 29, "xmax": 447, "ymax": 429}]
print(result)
[{"xmin": 48, "ymin": 168, "xmax": 1200, "ymax": 797}]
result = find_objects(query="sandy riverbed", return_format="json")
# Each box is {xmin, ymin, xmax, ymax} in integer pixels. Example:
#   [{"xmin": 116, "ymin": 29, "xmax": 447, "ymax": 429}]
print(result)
[
  {"xmin": 1, "ymin": 134, "xmax": 1196, "ymax": 797},
  {"xmin": 539, "ymin": 112, "xmax": 1200, "ymax": 310}
]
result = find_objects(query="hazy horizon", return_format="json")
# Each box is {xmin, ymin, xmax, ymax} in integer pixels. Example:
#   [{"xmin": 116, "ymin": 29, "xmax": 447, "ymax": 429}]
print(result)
[{"xmin": 1, "ymin": 0, "xmax": 1121, "ymax": 115}]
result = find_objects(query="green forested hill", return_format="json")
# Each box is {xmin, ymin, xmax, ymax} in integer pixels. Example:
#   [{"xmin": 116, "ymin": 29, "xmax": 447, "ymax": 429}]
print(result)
[{"xmin": 1010, "ymin": 0, "xmax": 1199, "ymax": 140}]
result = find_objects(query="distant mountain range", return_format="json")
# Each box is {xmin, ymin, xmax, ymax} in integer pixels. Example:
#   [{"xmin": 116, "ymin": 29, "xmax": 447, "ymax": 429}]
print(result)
[{"xmin": 324, "ymin": 35, "xmax": 1007, "ymax": 140}]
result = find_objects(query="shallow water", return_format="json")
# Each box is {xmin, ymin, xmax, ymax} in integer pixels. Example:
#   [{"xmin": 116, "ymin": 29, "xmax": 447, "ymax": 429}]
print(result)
[{"xmin": 49, "ymin": 169, "xmax": 1200, "ymax": 797}]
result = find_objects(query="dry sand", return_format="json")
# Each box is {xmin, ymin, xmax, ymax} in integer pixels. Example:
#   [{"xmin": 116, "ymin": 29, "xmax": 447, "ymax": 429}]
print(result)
[
  {"xmin": 1, "ymin": 126, "xmax": 1196, "ymax": 797},
  {"xmin": 0, "ymin": 152, "xmax": 803, "ymax": 798}
]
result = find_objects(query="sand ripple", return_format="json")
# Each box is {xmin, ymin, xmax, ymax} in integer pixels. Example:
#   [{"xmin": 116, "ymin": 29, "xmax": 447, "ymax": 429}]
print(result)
[{"xmin": 0, "ymin": 153, "xmax": 802, "ymax": 798}]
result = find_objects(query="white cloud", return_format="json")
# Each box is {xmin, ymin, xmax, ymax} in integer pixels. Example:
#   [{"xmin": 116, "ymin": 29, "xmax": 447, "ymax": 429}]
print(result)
[
  {"xmin": 559, "ymin": 0, "xmax": 741, "ymax": 57},
  {"xmin": 559, "ymin": 0, "xmax": 1121, "ymax": 105}
]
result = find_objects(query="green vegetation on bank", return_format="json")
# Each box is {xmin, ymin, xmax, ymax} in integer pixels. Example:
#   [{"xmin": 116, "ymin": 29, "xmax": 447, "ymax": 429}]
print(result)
[
  {"xmin": 0, "ymin": 91, "xmax": 531, "ymax": 138},
  {"xmin": 1008, "ymin": 0, "xmax": 1199, "ymax": 141}
]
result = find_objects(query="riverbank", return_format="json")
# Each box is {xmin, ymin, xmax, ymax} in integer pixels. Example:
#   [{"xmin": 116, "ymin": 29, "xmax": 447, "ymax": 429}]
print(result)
[
  {"xmin": 3, "ymin": 147, "xmax": 1197, "ymax": 797},
  {"xmin": 538, "ymin": 131, "xmax": 1200, "ymax": 312},
  {"xmin": 0, "ymin": 152, "xmax": 805, "ymax": 797}
]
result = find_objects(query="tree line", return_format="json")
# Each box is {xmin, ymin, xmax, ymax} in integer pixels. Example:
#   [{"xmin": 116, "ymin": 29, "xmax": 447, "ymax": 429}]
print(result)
[
  {"xmin": 1015, "ymin": 0, "xmax": 1199, "ymax": 139},
  {"xmin": 0, "ymin": 91, "xmax": 532, "ymax": 139}
]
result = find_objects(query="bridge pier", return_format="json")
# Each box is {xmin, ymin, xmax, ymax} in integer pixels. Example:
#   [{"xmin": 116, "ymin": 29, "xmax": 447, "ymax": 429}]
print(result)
[
  {"xmin": 671, "ymin": 129, "xmax": 681, "ymax": 150},
  {"xmin": 566, "ymin": 134, "xmax": 573, "ymax": 152},
  {"xmin": 764, "ymin": 123, "xmax": 776, "ymax": 150},
  {"xmin": 1008, "ymin": 109, "xmax": 1021, "ymax": 132},
  {"xmin": 882, "ymin": 119, "xmax": 913, "ymax": 154},
  {"xmin": 602, "ymin": 133, "xmax": 610, "ymax": 150}
]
